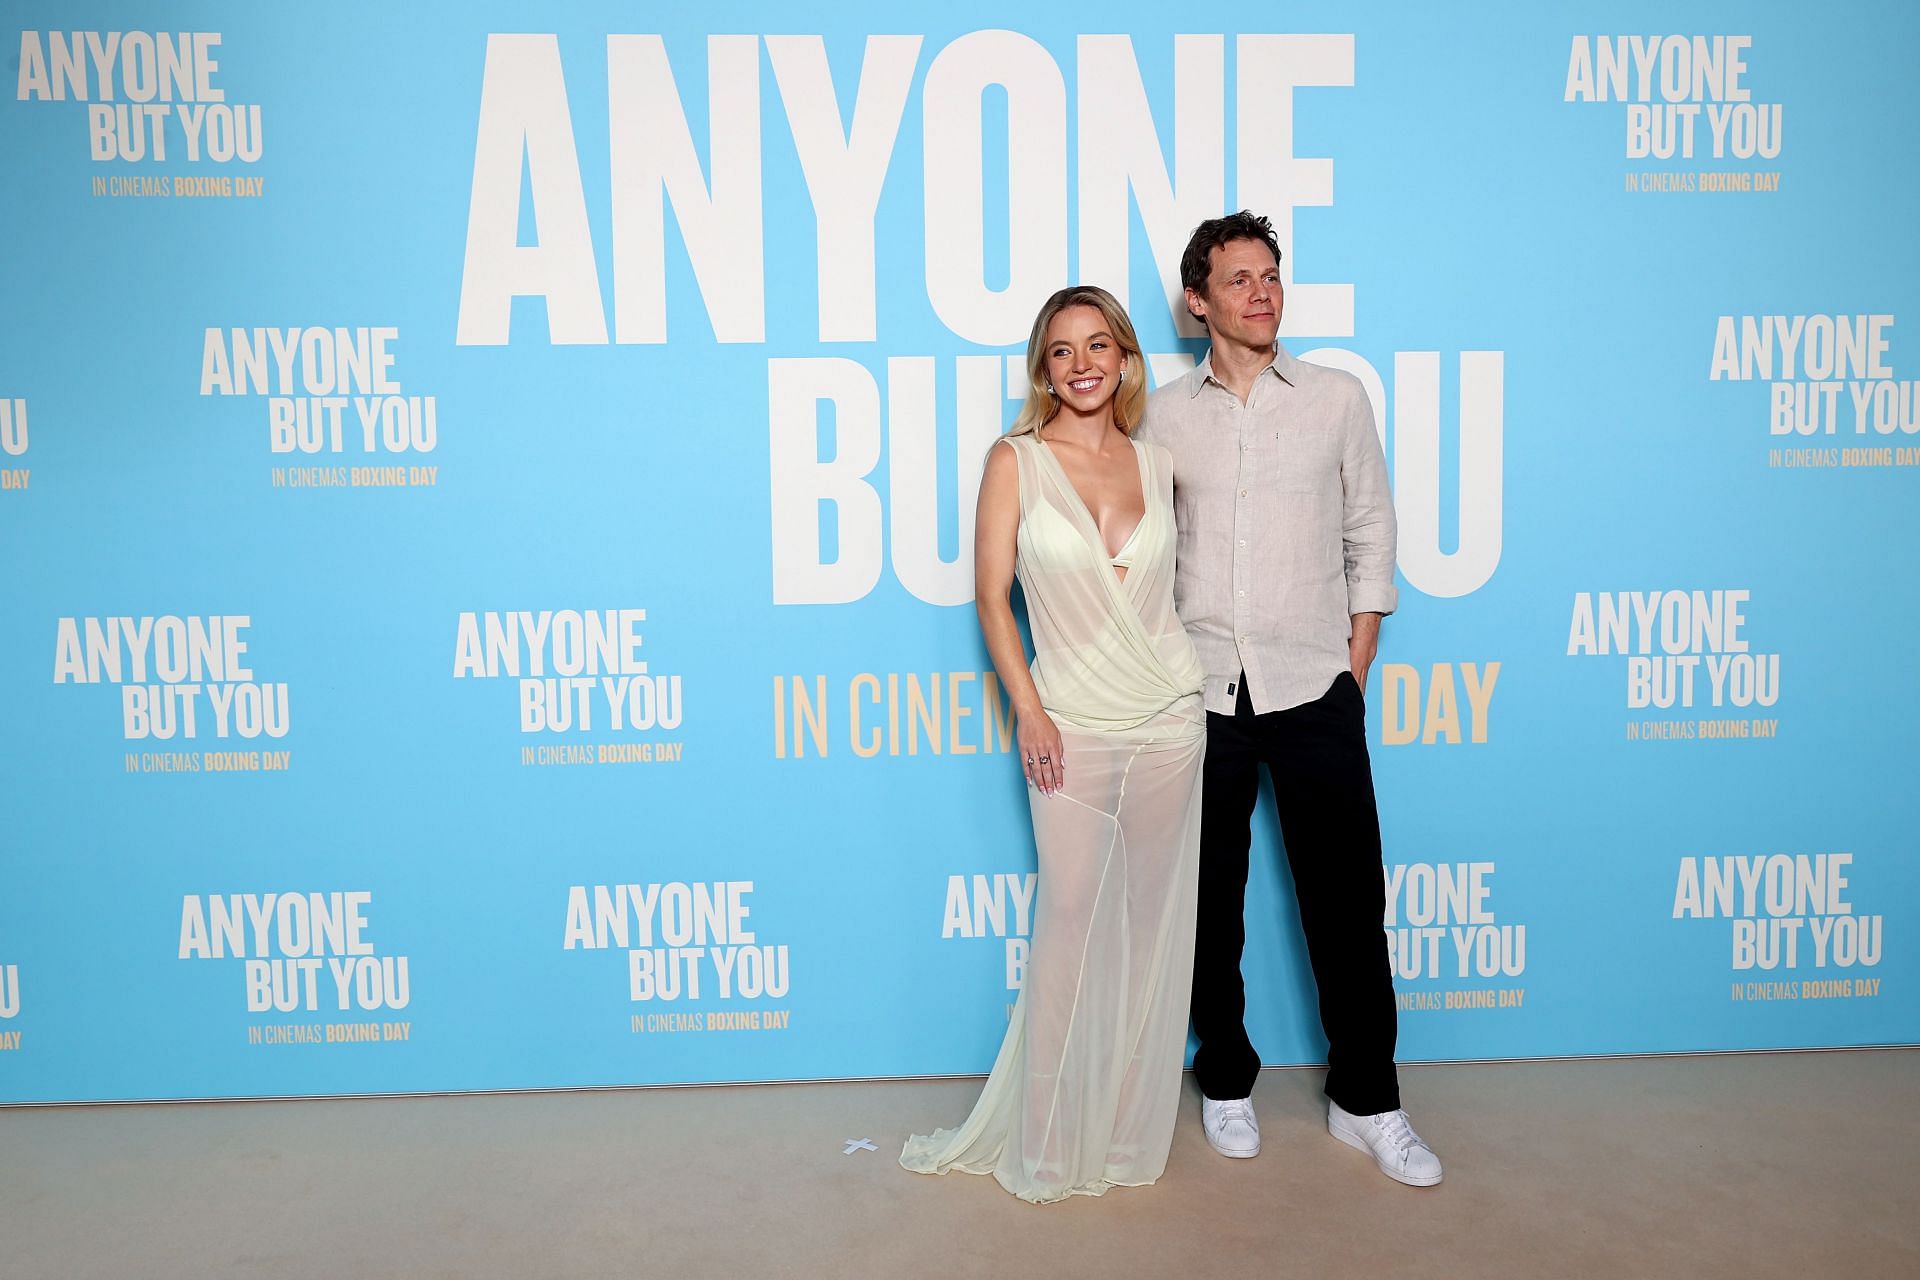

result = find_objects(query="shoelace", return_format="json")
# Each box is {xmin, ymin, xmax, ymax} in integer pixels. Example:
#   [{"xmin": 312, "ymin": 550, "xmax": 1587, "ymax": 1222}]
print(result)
[
  {"xmin": 1214, "ymin": 1100, "xmax": 1255, "ymax": 1127},
  {"xmin": 1371, "ymin": 1109, "xmax": 1421, "ymax": 1152}
]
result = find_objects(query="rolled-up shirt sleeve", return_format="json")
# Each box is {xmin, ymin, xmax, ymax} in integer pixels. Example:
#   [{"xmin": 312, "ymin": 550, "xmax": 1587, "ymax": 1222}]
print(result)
[{"xmin": 1340, "ymin": 389, "xmax": 1398, "ymax": 618}]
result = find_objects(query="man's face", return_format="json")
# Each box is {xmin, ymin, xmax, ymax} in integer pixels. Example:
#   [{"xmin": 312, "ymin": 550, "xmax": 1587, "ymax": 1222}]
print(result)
[{"xmin": 1187, "ymin": 238, "xmax": 1282, "ymax": 351}]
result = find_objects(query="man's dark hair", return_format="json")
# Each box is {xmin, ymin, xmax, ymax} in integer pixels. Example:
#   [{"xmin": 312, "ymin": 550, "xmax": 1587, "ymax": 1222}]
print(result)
[{"xmin": 1179, "ymin": 211, "xmax": 1282, "ymax": 301}]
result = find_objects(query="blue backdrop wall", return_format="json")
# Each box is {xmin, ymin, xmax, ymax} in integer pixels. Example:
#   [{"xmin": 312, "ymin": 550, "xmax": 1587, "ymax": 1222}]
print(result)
[{"xmin": 2, "ymin": 1, "xmax": 1916, "ymax": 1103}]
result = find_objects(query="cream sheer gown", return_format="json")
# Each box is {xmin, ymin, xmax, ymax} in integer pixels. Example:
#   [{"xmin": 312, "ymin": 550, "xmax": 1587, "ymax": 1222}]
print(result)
[{"xmin": 901, "ymin": 434, "xmax": 1206, "ymax": 1204}]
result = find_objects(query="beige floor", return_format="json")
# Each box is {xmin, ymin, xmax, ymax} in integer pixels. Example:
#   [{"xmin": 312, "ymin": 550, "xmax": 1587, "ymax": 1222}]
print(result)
[{"xmin": 2, "ymin": 1051, "xmax": 1915, "ymax": 1279}]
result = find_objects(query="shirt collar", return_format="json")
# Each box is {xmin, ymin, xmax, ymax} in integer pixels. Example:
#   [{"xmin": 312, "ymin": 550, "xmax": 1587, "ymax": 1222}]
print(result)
[{"xmin": 1191, "ymin": 343, "xmax": 1296, "ymax": 397}]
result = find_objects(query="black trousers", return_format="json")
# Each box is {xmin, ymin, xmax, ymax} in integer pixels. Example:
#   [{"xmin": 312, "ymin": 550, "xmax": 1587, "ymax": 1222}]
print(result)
[{"xmin": 1191, "ymin": 671, "xmax": 1401, "ymax": 1114}]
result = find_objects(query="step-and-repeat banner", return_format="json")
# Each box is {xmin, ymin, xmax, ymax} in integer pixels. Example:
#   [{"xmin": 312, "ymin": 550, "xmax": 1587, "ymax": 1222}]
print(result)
[{"xmin": 3, "ymin": 2, "xmax": 1915, "ymax": 1102}]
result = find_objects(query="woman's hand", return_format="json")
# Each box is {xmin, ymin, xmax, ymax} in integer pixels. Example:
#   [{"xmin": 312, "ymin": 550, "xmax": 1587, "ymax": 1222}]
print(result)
[{"xmin": 1018, "ymin": 711, "xmax": 1066, "ymax": 796}]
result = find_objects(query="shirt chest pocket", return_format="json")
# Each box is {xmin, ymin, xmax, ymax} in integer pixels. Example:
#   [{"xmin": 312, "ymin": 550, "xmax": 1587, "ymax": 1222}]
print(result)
[{"xmin": 1266, "ymin": 428, "xmax": 1341, "ymax": 497}]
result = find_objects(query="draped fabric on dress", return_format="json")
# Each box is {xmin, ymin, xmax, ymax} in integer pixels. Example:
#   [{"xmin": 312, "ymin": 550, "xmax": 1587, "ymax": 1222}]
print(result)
[{"xmin": 901, "ymin": 435, "xmax": 1207, "ymax": 1204}]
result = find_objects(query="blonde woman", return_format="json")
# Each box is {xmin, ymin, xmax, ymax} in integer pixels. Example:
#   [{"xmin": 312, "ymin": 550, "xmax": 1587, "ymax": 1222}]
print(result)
[{"xmin": 901, "ymin": 287, "xmax": 1207, "ymax": 1203}]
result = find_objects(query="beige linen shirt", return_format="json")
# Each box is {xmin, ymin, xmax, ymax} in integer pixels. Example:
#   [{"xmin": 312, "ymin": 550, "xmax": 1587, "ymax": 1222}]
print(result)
[{"xmin": 1139, "ymin": 344, "xmax": 1398, "ymax": 715}]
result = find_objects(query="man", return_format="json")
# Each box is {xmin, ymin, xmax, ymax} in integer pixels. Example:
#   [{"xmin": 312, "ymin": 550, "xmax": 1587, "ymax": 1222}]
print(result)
[{"xmin": 1138, "ymin": 211, "xmax": 1441, "ymax": 1186}]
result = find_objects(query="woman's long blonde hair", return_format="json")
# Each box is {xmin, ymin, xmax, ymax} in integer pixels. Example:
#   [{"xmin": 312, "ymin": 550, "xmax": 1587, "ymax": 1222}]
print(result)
[{"xmin": 1002, "ymin": 286, "xmax": 1149, "ymax": 440}]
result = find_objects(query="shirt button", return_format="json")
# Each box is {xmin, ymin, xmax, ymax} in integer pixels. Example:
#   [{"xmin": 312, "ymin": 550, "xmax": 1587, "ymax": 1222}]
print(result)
[
  {"xmin": 1239, "ymin": 490, "xmax": 1248, "ymax": 498},
  {"xmin": 1238, "ymin": 540, "xmax": 1246, "ymax": 547}
]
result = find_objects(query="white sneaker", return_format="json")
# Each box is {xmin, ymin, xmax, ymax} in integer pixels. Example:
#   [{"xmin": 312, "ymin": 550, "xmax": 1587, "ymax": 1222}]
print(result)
[
  {"xmin": 1201, "ymin": 1096, "xmax": 1260, "ymax": 1158},
  {"xmin": 1327, "ymin": 1102, "xmax": 1442, "ymax": 1186}
]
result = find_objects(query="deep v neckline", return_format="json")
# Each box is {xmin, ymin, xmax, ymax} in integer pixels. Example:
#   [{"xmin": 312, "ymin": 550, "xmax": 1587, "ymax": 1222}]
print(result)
[{"xmin": 1034, "ymin": 435, "xmax": 1149, "ymax": 566}]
